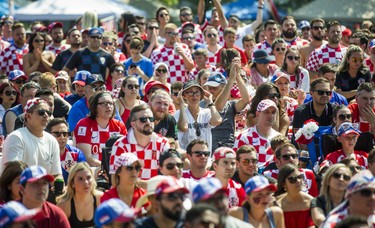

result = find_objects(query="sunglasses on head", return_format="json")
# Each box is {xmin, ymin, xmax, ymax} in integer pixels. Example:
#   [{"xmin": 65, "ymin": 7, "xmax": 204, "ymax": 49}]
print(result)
[
  {"xmin": 351, "ymin": 57, "xmax": 363, "ymax": 63},
  {"xmin": 332, "ymin": 172, "xmax": 351, "ymax": 181},
  {"xmin": 165, "ymin": 163, "xmax": 184, "ymax": 170},
  {"xmin": 275, "ymin": 47, "xmax": 286, "ymax": 52},
  {"xmin": 337, "ymin": 114, "xmax": 352, "ymax": 121},
  {"xmin": 34, "ymin": 39, "xmax": 44, "ymax": 43},
  {"xmin": 125, "ymin": 165, "xmax": 141, "ymax": 172},
  {"xmin": 287, "ymin": 174, "xmax": 304, "ymax": 184},
  {"xmin": 35, "ymin": 109, "xmax": 52, "ymax": 117},
  {"xmin": 156, "ymin": 69, "xmax": 168, "ymax": 73},
  {"xmin": 207, "ymin": 33, "xmax": 217, "ymax": 38},
  {"xmin": 163, "ymin": 192, "xmax": 186, "ymax": 201},
  {"xmin": 135, "ymin": 116, "xmax": 155, "ymax": 123},
  {"xmin": 359, "ymin": 188, "xmax": 375, "ymax": 197},
  {"xmin": 193, "ymin": 122, "xmax": 201, "ymax": 137},
  {"xmin": 267, "ymin": 93, "xmax": 280, "ymax": 99},
  {"xmin": 192, "ymin": 151, "xmax": 210, "ymax": 157},
  {"xmin": 126, "ymin": 84, "xmax": 139, "ymax": 90},
  {"xmin": 314, "ymin": 90, "xmax": 332, "ymax": 96},
  {"xmin": 241, "ymin": 158, "xmax": 258, "ymax": 165},
  {"xmin": 4, "ymin": 91, "xmax": 17, "ymax": 96},
  {"xmin": 287, "ymin": 56, "xmax": 300, "ymax": 61},
  {"xmin": 51, "ymin": 131, "xmax": 69, "ymax": 138}
]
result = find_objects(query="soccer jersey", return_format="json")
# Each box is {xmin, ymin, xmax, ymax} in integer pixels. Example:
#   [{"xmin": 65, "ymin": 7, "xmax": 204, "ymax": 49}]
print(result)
[
  {"xmin": 274, "ymin": 67, "xmax": 310, "ymax": 92},
  {"xmin": 182, "ymin": 170, "xmax": 215, "ymax": 181},
  {"xmin": 234, "ymin": 126, "xmax": 280, "ymax": 167},
  {"xmin": 306, "ymin": 44, "xmax": 347, "ymax": 72},
  {"xmin": 284, "ymin": 97, "xmax": 299, "ymax": 122},
  {"xmin": 0, "ymin": 44, "xmax": 29, "ymax": 75},
  {"xmin": 188, "ymin": 65, "xmax": 215, "ymax": 81},
  {"xmin": 110, "ymin": 129, "xmax": 170, "ymax": 180},
  {"xmin": 323, "ymin": 149, "xmax": 368, "ymax": 168},
  {"xmin": 284, "ymin": 37, "xmax": 309, "ymax": 49},
  {"xmin": 60, "ymin": 144, "xmax": 86, "ymax": 183},
  {"xmin": 45, "ymin": 44, "xmax": 70, "ymax": 56},
  {"xmin": 200, "ymin": 20, "xmax": 225, "ymax": 46},
  {"xmin": 178, "ymin": 23, "xmax": 204, "ymax": 44},
  {"xmin": 364, "ymin": 58, "xmax": 374, "ymax": 74},
  {"xmin": 253, "ymin": 41, "xmax": 273, "ymax": 56},
  {"xmin": 74, "ymin": 117, "xmax": 127, "ymax": 161},
  {"xmin": 150, "ymin": 43, "xmax": 192, "ymax": 83},
  {"xmin": 205, "ymin": 44, "xmax": 221, "ymax": 68},
  {"xmin": 222, "ymin": 178, "xmax": 246, "ymax": 209}
]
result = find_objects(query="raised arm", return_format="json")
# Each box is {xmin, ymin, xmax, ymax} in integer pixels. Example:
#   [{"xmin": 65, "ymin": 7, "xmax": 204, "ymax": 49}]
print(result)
[{"xmin": 213, "ymin": 0, "xmax": 228, "ymax": 29}]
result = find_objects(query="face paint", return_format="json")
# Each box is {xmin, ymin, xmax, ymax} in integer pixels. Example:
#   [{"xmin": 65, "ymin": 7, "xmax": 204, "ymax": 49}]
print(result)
[{"xmin": 252, "ymin": 197, "xmax": 261, "ymax": 204}]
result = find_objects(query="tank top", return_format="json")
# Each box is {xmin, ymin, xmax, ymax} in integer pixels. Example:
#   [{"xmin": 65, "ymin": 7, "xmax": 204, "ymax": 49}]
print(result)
[
  {"xmin": 69, "ymin": 196, "xmax": 97, "ymax": 228},
  {"xmin": 242, "ymin": 207, "xmax": 276, "ymax": 228},
  {"xmin": 119, "ymin": 98, "xmax": 132, "ymax": 124}
]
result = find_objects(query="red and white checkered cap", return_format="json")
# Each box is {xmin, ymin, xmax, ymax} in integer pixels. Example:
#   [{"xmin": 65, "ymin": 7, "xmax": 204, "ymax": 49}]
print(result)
[
  {"xmin": 23, "ymin": 98, "xmax": 48, "ymax": 113},
  {"xmin": 213, "ymin": 147, "xmax": 236, "ymax": 161},
  {"xmin": 113, "ymin": 153, "xmax": 143, "ymax": 169},
  {"xmin": 256, "ymin": 99, "xmax": 278, "ymax": 112}
]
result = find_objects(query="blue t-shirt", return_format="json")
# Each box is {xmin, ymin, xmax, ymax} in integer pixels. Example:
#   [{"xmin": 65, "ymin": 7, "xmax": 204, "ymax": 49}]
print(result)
[
  {"xmin": 304, "ymin": 91, "xmax": 348, "ymax": 106},
  {"xmin": 61, "ymin": 144, "xmax": 86, "ymax": 183},
  {"xmin": 124, "ymin": 56, "xmax": 153, "ymax": 96},
  {"xmin": 2, "ymin": 104, "xmax": 23, "ymax": 136},
  {"xmin": 64, "ymin": 94, "xmax": 82, "ymax": 106}
]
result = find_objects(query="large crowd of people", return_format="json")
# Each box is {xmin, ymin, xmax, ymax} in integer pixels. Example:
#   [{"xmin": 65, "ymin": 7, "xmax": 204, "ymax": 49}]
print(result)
[{"xmin": 0, "ymin": 0, "xmax": 375, "ymax": 227}]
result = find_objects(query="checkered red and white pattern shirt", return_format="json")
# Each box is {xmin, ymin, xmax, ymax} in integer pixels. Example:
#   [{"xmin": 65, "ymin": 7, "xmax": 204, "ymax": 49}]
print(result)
[
  {"xmin": 0, "ymin": 44, "xmax": 29, "ymax": 75},
  {"xmin": 205, "ymin": 44, "xmax": 221, "ymax": 68},
  {"xmin": 233, "ymin": 126, "xmax": 280, "ymax": 167},
  {"xmin": 221, "ymin": 178, "xmax": 246, "ymax": 209},
  {"xmin": 284, "ymin": 37, "xmax": 309, "ymax": 49},
  {"xmin": 323, "ymin": 149, "xmax": 368, "ymax": 168},
  {"xmin": 150, "ymin": 43, "xmax": 192, "ymax": 83},
  {"xmin": 182, "ymin": 170, "xmax": 215, "ymax": 181},
  {"xmin": 285, "ymin": 97, "xmax": 299, "ymax": 122},
  {"xmin": 188, "ymin": 64, "xmax": 216, "ymax": 81},
  {"xmin": 178, "ymin": 23, "xmax": 204, "ymax": 44},
  {"xmin": 253, "ymin": 41, "xmax": 273, "ymax": 56},
  {"xmin": 74, "ymin": 117, "xmax": 127, "ymax": 161},
  {"xmin": 306, "ymin": 44, "xmax": 347, "ymax": 72},
  {"xmin": 364, "ymin": 58, "xmax": 374, "ymax": 75},
  {"xmin": 114, "ymin": 51, "xmax": 126, "ymax": 63},
  {"xmin": 200, "ymin": 21, "xmax": 225, "ymax": 46},
  {"xmin": 110, "ymin": 129, "xmax": 170, "ymax": 180},
  {"xmin": 275, "ymin": 67, "xmax": 310, "ymax": 92},
  {"xmin": 0, "ymin": 39, "xmax": 10, "ymax": 54},
  {"xmin": 45, "ymin": 44, "xmax": 70, "ymax": 56}
]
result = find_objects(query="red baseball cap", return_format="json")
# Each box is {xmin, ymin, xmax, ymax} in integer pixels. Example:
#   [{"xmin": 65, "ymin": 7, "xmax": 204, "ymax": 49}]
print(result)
[
  {"xmin": 213, "ymin": 147, "xmax": 236, "ymax": 162},
  {"xmin": 155, "ymin": 176, "xmax": 189, "ymax": 197}
]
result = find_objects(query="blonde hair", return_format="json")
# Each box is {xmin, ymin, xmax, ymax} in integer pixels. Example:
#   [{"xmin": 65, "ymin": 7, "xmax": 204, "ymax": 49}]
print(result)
[
  {"xmin": 39, "ymin": 72, "xmax": 56, "ymax": 90},
  {"xmin": 337, "ymin": 45, "xmax": 365, "ymax": 73},
  {"xmin": 56, "ymin": 162, "xmax": 97, "ymax": 204},
  {"xmin": 164, "ymin": 23, "xmax": 177, "ymax": 31},
  {"xmin": 82, "ymin": 11, "xmax": 98, "ymax": 29}
]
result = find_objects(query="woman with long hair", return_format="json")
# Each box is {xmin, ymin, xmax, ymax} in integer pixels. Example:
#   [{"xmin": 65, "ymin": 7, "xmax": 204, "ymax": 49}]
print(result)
[
  {"xmin": 0, "ymin": 161, "xmax": 28, "ymax": 204},
  {"xmin": 118, "ymin": 12, "xmax": 136, "ymax": 48},
  {"xmin": 247, "ymin": 82, "xmax": 290, "ymax": 136},
  {"xmin": 230, "ymin": 176, "xmax": 285, "ymax": 227},
  {"xmin": 106, "ymin": 63, "xmax": 125, "ymax": 91},
  {"xmin": 0, "ymin": 82, "xmax": 18, "ymax": 135},
  {"xmin": 336, "ymin": 45, "xmax": 371, "ymax": 101},
  {"xmin": 271, "ymin": 38, "xmax": 287, "ymax": 67},
  {"xmin": 115, "ymin": 76, "xmax": 144, "ymax": 124},
  {"xmin": 100, "ymin": 153, "xmax": 148, "ymax": 209},
  {"xmin": 155, "ymin": 7, "xmax": 170, "ymax": 43},
  {"xmin": 250, "ymin": 50, "xmax": 279, "ymax": 88},
  {"xmin": 275, "ymin": 164, "xmax": 314, "ymax": 228},
  {"xmin": 311, "ymin": 164, "xmax": 351, "ymax": 227},
  {"xmin": 57, "ymin": 162, "xmax": 103, "ymax": 228},
  {"xmin": 23, "ymin": 32, "xmax": 55, "ymax": 76},
  {"xmin": 121, "ymin": 33, "xmax": 132, "ymax": 59}
]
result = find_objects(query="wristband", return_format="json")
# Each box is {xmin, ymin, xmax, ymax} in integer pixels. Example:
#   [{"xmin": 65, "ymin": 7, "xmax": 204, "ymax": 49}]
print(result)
[
  {"xmin": 258, "ymin": 6, "xmax": 263, "ymax": 9},
  {"xmin": 208, "ymin": 103, "xmax": 214, "ymax": 107}
]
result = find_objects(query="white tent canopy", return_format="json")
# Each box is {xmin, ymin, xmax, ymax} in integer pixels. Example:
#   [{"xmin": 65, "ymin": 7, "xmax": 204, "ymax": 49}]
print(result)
[{"xmin": 14, "ymin": 0, "xmax": 146, "ymax": 21}]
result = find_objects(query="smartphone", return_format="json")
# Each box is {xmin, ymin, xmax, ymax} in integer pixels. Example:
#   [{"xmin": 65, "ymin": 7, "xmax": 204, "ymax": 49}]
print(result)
[{"xmin": 130, "ymin": 64, "xmax": 137, "ymax": 69}]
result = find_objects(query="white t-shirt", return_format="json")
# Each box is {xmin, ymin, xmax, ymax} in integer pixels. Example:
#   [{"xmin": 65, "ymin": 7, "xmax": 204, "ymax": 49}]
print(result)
[
  {"xmin": 2, "ymin": 127, "xmax": 61, "ymax": 175},
  {"xmin": 174, "ymin": 107, "xmax": 214, "ymax": 152}
]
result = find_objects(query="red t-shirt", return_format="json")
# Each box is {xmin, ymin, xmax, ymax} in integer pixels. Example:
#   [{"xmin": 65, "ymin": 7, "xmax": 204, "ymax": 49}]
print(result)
[
  {"xmin": 100, "ymin": 186, "xmax": 149, "ymax": 208},
  {"xmin": 323, "ymin": 149, "xmax": 368, "ymax": 168},
  {"xmin": 348, "ymin": 103, "xmax": 375, "ymax": 132}
]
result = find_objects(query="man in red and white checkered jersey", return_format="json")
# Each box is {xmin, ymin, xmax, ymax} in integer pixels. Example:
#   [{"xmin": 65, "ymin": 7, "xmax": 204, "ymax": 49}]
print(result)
[
  {"xmin": 281, "ymin": 16, "xmax": 309, "ymax": 49},
  {"xmin": 74, "ymin": 91, "xmax": 127, "ymax": 167},
  {"xmin": 0, "ymin": 22, "xmax": 28, "ymax": 75},
  {"xmin": 234, "ymin": 99, "xmax": 281, "ymax": 167},
  {"xmin": 321, "ymin": 170, "xmax": 375, "ymax": 228},
  {"xmin": 177, "ymin": 7, "xmax": 204, "ymax": 44},
  {"xmin": 150, "ymin": 23, "xmax": 194, "ymax": 84},
  {"xmin": 212, "ymin": 147, "xmax": 246, "ymax": 209},
  {"xmin": 253, "ymin": 20, "xmax": 280, "ymax": 57},
  {"xmin": 203, "ymin": 26, "xmax": 222, "ymax": 68},
  {"xmin": 110, "ymin": 104, "xmax": 170, "ymax": 180},
  {"xmin": 263, "ymin": 143, "xmax": 318, "ymax": 197},
  {"xmin": 182, "ymin": 139, "xmax": 215, "ymax": 181},
  {"xmin": 306, "ymin": 21, "xmax": 347, "ymax": 77},
  {"xmin": 45, "ymin": 22, "xmax": 70, "ymax": 56}
]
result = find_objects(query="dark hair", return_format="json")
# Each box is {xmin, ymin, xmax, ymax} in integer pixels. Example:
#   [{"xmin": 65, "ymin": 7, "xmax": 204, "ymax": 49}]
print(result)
[
  {"xmin": 236, "ymin": 145, "xmax": 256, "ymax": 160},
  {"xmin": 254, "ymin": 27, "xmax": 265, "ymax": 43},
  {"xmin": 36, "ymin": 88, "xmax": 54, "ymax": 98},
  {"xmin": 186, "ymin": 139, "xmax": 208, "ymax": 154},
  {"xmin": 121, "ymin": 33, "xmax": 132, "ymax": 55},
  {"xmin": 335, "ymin": 215, "xmax": 369, "ymax": 228},
  {"xmin": 155, "ymin": 7, "xmax": 169, "ymax": 23},
  {"xmin": 0, "ymin": 82, "xmax": 17, "ymax": 105},
  {"xmin": 242, "ymin": 34, "xmax": 255, "ymax": 44},
  {"xmin": 249, "ymin": 82, "xmax": 280, "ymax": 114},
  {"xmin": 281, "ymin": 16, "xmax": 295, "ymax": 26},
  {"xmin": 310, "ymin": 77, "xmax": 330, "ymax": 91},
  {"xmin": 120, "ymin": 11, "xmax": 136, "ymax": 33},
  {"xmin": 270, "ymin": 135, "xmax": 289, "ymax": 151},
  {"xmin": 0, "ymin": 161, "xmax": 28, "ymax": 202},
  {"xmin": 159, "ymin": 149, "xmax": 182, "ymax": 166},
  {"xmin": 220, "ymin": 48, "xmax": 240, "ymax": 73},
  {"xmin": 88, "ymin": 91, "xmax": 115, "ymax": 119},
  {"xmin": 129, "ymin": 36, "xmax": 144, "ymax": 50},
  {"xmin": 275, "ymin": 143, "xmax": 297, "ymax": 159},
  {"xmin": 264, "ymin": 20, "xmax": 278, "ymax": 30},
  {"xmin": 281, "ymin": 47, "xmax": 301, "ymax": 77},
  {"xmin": 67, "ymin": 28, "xmax": 79, "ymax": 37},
  {"xmin": 45, "ymin": 117, "xmax": 68, "ymax": 133},
  {"xmin": 193, "ymin": 48, "xmax": 207, "ymax": 57},
  {"xmin": 271, "ymin": 38, "xmax": 286, "ymax": 51},
  {"xmin": 171, "ymin": 81, "xmax": 183, "ymax": 91},
  {"xmin": 333, "ymin": 104, "xmax": 348, "ymax": 119},
  {"xmin": 12, "ymin": 22, "xmax": 24, "ymax": 32},
  {"xmin": 357, "ymin": 82, "xmax": 374, "ymax": 94},
  {"xmin": 326, "ymin": 21, "xmax": 341, "ymax": 32},
  {"xmin": 20, "ymin": 81, "xmax": 40, "ymax": 97},
  {"xmin": 118, "ymin": 76, "xmax": 137, "ymax": 98},
  {"xmin": 351, "ymin": 31, "xmax": 368, "ymax": 49},
  {"xmin": 28, "ymin": 32, "xmax": 46, "ymax": 53},
  {"xmin": 185, "ymin": 204, "xmax": 221, "ymax": 226},
  {"xmin": 368, "ymin": 148, "xmax": 375, "ymax": 163},
  {"xmin": 318, "ymin": 63, "xmax": 337, "ymax": 76},
  {"xmin": 310, "ymin": 18, "xmax": 325, "ymax": 27},
  {"xmin": 275, "ymin": 164, "xmax": 298, "ymax": 196},
  {"xmin": 129, "ymin": 103, "xmax": 149, "ymax": 122},
  {"xmin": 28, "ymin": 71, "xmax": 42, "ymax": 82},
  {"xmin": 110, "ymin": 63, "xmax": 125, "ymax": 74}
]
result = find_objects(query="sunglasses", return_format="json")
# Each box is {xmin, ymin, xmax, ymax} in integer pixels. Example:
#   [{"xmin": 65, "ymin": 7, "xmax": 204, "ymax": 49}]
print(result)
[
  {"xmin": 182, "ymin": 37, "xmax": 194, "ymax": 41},
  {"xmin": 159, "ymin": 13, "xmax": 169, "ymax": 18},
  {"xmin": 165, "ymin": 163, "xmax": 184, "ymax": 170},
  {"xmin": 167, "ymin": 32, "xmax": 179, "ymax": 37},
  {"xmin": 332, "ymin": 172, "xmax": 351, "ymax": 181},
  {"xmin": 14, "ymin": 79, "xmax": 25, "ymax": 84},
  {"xmin": 351, "ymin": 57, "xmax": 363, "ymax": 63},
  {"xmin": 337, "ymin": 114, "xmax": 352, "ymax": 121},
  {"xmin": 125, "ymin": 39, "xmax": 132, "ymax": 44},
  {"xmin": 359, "ymin": 188, "xmax": 375, "ymax": 197},
  {"xmin": 51, "ymin": 131, "xmax": 69, "ymax": 137},
  {"xmin": 207, "ymin": 33, "xmax": 217, "ymax": 38},
  {"xmin": 185, "ymin": 90, "xmax": 201, "ymax": 96},
  {"xmin": 126, "ymin": 165, "xmax": 141, "ymax": 172},
  {"xmin": 34, "ymin": 39, "xmax": 44, "ymax": 43},
  {"xmin": 241, "ymin": 158, "xmax": 258, "ymax": 165},
  {"xmin": 302, "ymin": 27, "xmax": 310, "ymax": 31},
  {"xmin": 287, "ymin": 174, "xmax": 304, "ymax": 184},
  {"xmin": 280, "ymin": 154, "xmax": 299, "ymax": 160},
  {"xmin": 275, "ymin": 47, "xmax": 286, "ymax": 52},
  {"xmin": 267, "ymin": 93, "xmax": 280, "ymax": 99},
  {"xmin": 35, "ymin": 109, "xmax": 52, "ymax": 117},
  {"xmin": 98, "ymin": 101, "xmax": 114, "ymax": 106},
  {"xmin": 90, "ymin": 36, "xmax": 102, "ymax": 39},
  {"xmin": 137, "ymin": 22, "xmax": 146, "ymax": 26},
  {"xmin": 156, "ymin": 69, "xmax": 168, "ymax": 73},
  {"xmin": 128, "ymin": 24, "xmax": 138, "ymax": 29},
  {"xmin": 135, "ymin": 116, "xmax": 155, "ymax": 123},
  {"xmin": 115, "ymin": 68, "xmax": 124, "ymax": 73},
  {"xmin": 148, "ymin": 26, "xmax": 159, "ymax": 30},
  {"xmin": 4, "ymin": 91, "xmax": 17, "ymax": 96},
  {"xmin": 180, "ymin": 13, "xmax": 192, "ymax": 17},
  {"xmin": 163, "ymin": 192, "xmax": 186, "ymax": 201},
  {"xmin": 312, "ymin": 26, "xmax": 324, "ymax": 30},
  {"xmin": 127, "ymin": 84, "xmax": 140, "ymax": 90},
  {"xmin": 314, "ymin": 90, "xmax": 332, "ymax": 96},
  {"xmin": 192, "ymin": 151, "xmax": 210, "ymax": 157},
  {"xmin": 287, "ymin": 56, "xmax": 300, "ymax": 61},
  {"xmin": 92, "ymin": 85, "xmax": 106, "ymax": 92},
  {"xmin": 172, "ymin": 91, "xmax": 179, "ymax": 96},
  {"xmin": 193, "ymin": 122, "xmax": 201, "ymax": 137},
  {"xmin": 103, "ymin": 42, "xmax": 113, "ymax": 46}
]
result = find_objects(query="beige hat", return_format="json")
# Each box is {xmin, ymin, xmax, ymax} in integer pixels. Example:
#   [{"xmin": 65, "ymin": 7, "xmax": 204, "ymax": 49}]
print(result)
[{"xmin": 135, "ymin": 176, "xmax": 169, "ymax": 209}]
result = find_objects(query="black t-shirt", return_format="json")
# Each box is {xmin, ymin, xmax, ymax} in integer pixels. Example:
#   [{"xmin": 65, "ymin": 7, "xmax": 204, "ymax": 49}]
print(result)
[
  {"xmin": 52, "ymin": 49, "xmax": 73, "ymax": 71},
  {"xmin": 64, "ymin": 47, "xmax": 115, "ymax": 78},
  {"xmin": 154, "ymin": 114, "xmax": 178, "ymax": 140},
  {"xmin": 293, "ymin": 101, "xmax": 334, "ymax": 129},
  {"xmin": 335, "ymin": 68, "xmax": 371, "ymax": 92}
]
